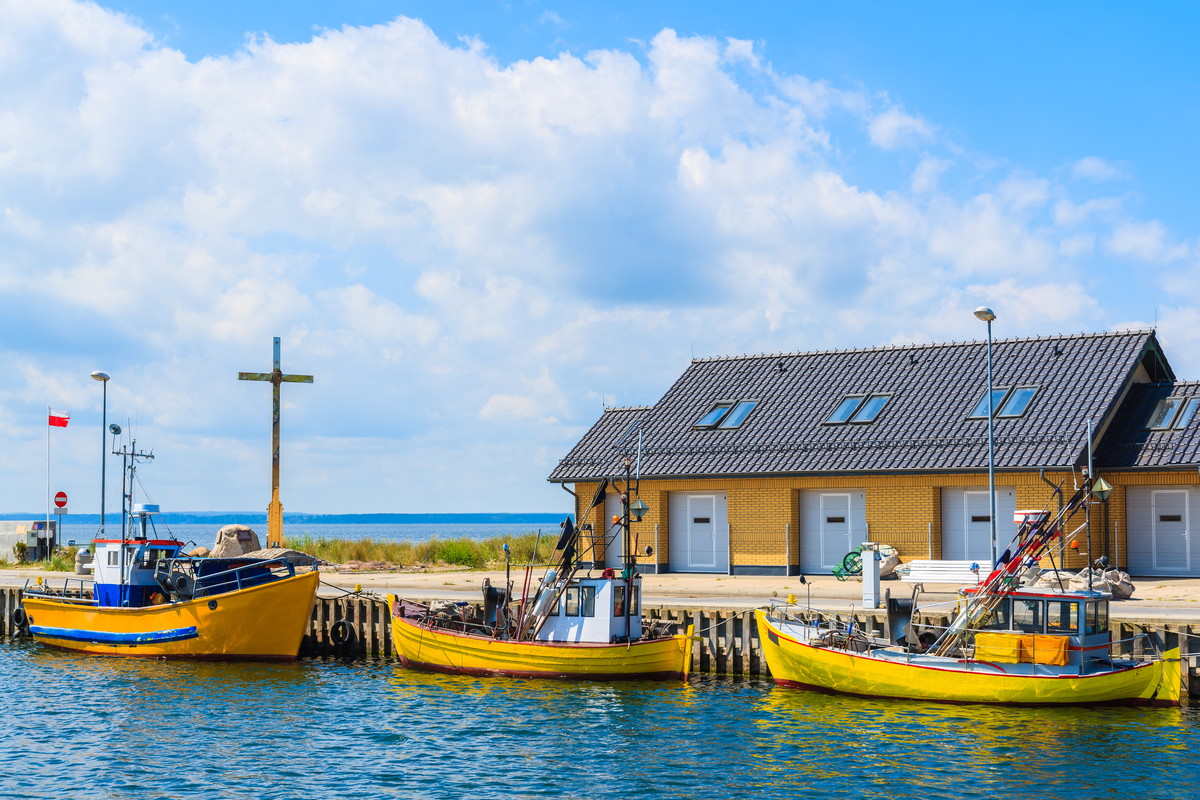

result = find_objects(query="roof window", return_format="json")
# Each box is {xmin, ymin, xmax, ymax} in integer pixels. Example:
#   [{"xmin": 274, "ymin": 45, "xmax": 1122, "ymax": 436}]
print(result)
[
  {"xmin": 825, "ymin": 394, "xmax": 891, "ymax": 425},
  {"xmin": 694, "ymin": 400, "xmax": 758, "ymax": 430},
  {"xmin": 970, "ymin": 386, "xmax": 1038, "ymax": 419},
  {"xmin": 1148, "ymin": 397, "xmax": 1200, "ymax": 430}
]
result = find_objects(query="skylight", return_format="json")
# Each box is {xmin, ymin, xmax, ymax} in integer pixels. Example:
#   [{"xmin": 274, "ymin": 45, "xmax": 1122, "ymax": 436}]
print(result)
[
  {"xmin": 694, "ymin": 400, "xmax": 758, "ymax": 430},
  {"xmin": 1148, "ymin": 397, "xmax": 1200, "ymax": 430},
  {"xmin": 825, "ymin": 394, "xmax": 891, "ymax": 425},
  {"xmin": 970, "ymin": 387, "xmax": 1038, "ymax": 419}
]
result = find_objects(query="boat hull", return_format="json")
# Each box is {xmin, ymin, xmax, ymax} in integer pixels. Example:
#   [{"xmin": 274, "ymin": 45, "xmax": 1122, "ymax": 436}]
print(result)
[
  {"xmin": 756, "ymin": 610, "xmax": 1180, "ymax": 707},
  {"xmin": 23, "ymin": 570, "xmax": 319, "ymax": 660},
  {"xmin": 390, "ymin": 598, "xmax": 693, "ymax": 680}
]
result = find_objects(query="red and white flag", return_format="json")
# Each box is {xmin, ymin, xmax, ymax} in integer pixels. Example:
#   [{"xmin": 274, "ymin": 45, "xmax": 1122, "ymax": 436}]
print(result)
[{"xmin": 48, "ymin": 410, "xmax": 69, "ymax": 428}]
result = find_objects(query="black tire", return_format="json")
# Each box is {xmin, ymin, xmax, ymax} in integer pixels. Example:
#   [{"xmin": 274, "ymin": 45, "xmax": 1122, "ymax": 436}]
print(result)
[
  {"xmin": 12, "ymin": 607, "xmax": 28, "ymax": 629},
  {"xmin": 330, "ymin": 618, "xmax": 354, "ymax": 647}
]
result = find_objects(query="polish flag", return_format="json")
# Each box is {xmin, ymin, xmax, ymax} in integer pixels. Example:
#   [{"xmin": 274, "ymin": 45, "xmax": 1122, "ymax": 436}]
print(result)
[{"xmin": 48, "ymin": 410, "xmax": 69, "ymax": 427}]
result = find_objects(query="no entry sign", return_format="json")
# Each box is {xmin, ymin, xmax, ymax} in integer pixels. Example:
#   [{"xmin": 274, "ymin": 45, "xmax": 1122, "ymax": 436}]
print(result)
[{"xmin": 54, "ymin": 491, "xmax": 67, "ymax": 508}]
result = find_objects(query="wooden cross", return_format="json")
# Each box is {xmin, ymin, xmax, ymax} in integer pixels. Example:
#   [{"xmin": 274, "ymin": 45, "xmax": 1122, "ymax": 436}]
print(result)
[{"xmin": 238, "ymin": 336, "xmax": 313, "ymax": 547}]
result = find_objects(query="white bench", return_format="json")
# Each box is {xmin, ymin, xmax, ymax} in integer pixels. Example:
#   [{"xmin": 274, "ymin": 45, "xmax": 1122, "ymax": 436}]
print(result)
[{"xmin": 899, "ymin": 559, "xmax": 985, "ymax": 585}]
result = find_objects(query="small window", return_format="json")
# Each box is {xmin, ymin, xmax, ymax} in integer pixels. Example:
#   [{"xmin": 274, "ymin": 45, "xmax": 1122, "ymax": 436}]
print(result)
[
  {"xmin": 852, "ymin": 395, "xmax": 890, "ymax": 423},
  {"xmin": 613, "ymin": 585, "xmax": 626, "ymax": 617},
  {"xmin": 826, "ymin": 396, "xmax": 865, "ymax": 424},
  {"xmin": 694, "ymin": 402, "xmax": 733, "ymax": 427},
  {"xmin": 1013, "ymin": 599, "xmax": 1043, "ymax": 633},
  {"xmin": 826, "ymin": 394, "xmax": 890, "ymax": 424},
  {"xmin": 1087, "ymin": 601, "xmax": 1108, "ymax": 635},
  {"xmin": 1046, "ymin": 600, "xmax": 1079, "ymax": 634},
  {"xmin": 695, "ymin": 400, "xmax": 758, "ymax": 429},
  {"xmin": 1148, "ymin": 398, "xmax": 1184, "ymax": 430},
  {"xmin": 108, "ymin": 551, "xmax": 118, "ymax": 566},
  {"xmin": 998, "ymin": 386, "xmax": 1037, "ymax": 417},
  {"xmin": 565, "ymin": 586, "xmax": 580, "ymax": 616},
  {"xmin": 970, "ymin": 388, "xmax": 1010, "ymax": 419},
  {"xmin": 1176, "ymin": 398, "xmax": 1200, "ymax": 429},
  {"xmin": 719, "ymin": 400, "xmax": 758, "ymax": 429},
  {"xmin": 580, "ymin": 586, "xmax": 596, "ymax": 617}
]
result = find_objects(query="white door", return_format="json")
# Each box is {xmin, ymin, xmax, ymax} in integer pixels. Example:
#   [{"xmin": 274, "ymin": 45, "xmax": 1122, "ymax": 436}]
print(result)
[
  {"xmin": 941, "ymin": 487, "xmax": 1016, "ymax": 562},
  {"xmin": 1128, "ymin": 488, "xmax": 1192, "ymax": 575},
  {"xmin": 667, "ymin": 492, "xmax": 729, "ymax": 573},
  {"xmin": 799, "ymin": 491, "xmax": 865, "ymax": 573}
]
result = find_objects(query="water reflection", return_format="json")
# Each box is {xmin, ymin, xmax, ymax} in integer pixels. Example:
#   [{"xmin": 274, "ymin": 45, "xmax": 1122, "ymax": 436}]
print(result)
[{"xmin": 2, "ymin": 638, "xmax": 1196, "ymax": 800}]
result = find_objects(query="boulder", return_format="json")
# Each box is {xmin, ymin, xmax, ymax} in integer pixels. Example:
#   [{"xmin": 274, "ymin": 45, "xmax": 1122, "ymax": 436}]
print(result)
[
  {"xmin": 187, "ymin": 546, "xmax": 211, "ymax": 557},
  {"xmin": 210, "ymin": 525, "xmax": 262, "ymax": 558}
]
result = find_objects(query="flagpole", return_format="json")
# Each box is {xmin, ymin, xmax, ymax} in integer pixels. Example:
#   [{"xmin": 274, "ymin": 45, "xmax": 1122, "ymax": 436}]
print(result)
[{"xmin": 46, "ymin": 405, "xmax": 51, "ymax": 559}]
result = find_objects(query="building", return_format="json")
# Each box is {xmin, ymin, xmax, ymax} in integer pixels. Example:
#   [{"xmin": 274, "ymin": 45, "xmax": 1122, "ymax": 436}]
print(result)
[{"xmin": 548, "ymin": 330, "xmax": 1200, "ymax": 577}]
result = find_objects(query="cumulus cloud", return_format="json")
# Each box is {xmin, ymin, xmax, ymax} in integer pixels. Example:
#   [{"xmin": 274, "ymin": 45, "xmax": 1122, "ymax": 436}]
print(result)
[{"xmin": 0, "ymin": 2, "xmax": 1193, "ymax": 512}]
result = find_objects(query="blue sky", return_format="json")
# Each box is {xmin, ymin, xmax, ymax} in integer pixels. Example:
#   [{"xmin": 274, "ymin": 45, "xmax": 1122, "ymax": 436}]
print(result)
[{"xmin": 1, "ymin": 1, "xmax": 1197, "ymax": 517}]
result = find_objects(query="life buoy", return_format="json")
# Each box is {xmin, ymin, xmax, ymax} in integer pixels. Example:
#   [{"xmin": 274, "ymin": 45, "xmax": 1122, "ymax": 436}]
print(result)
[
  {"xmin": 12, "ymin": 607, "xmax": 28, "ymax": 628},
  {"xmin": 330, "ymin": 619, "xmax": 353, "ymax": 646}
]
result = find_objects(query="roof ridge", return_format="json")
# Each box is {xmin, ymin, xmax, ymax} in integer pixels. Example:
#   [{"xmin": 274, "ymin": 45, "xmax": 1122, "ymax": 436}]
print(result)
[
  {"xmin": 602, "ymin": 405, "xmax": 653, "ymax": 413},
  {"xmin": 690, "ymin": 329, "xmax": 1155, "ymax": 364}
]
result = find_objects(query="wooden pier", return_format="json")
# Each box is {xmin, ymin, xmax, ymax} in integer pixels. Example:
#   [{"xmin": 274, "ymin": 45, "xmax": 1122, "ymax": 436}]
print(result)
[{"xmin": 3, "ymin": 585, "xmax": 1196, "ymax": 696}]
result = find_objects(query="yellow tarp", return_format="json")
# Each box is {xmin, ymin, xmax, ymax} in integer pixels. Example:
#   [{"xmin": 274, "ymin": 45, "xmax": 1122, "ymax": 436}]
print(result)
[
  {"xmin": 1023, "ymin": 634, "xmax": 1069, "ymax": 666},
  {"xmin": 974, "ymin": 632, "xmax": 1024, "ymax": 663}
]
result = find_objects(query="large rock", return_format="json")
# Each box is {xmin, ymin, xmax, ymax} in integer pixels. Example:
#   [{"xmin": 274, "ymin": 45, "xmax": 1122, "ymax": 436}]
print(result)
[{"xmin": 210, "ymin": 525, "xmax": 262, "ymax": 558}]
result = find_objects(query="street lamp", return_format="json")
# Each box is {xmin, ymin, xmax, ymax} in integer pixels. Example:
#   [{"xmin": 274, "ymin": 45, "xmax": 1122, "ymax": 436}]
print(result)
[
  {"xmin": 90, "ymin": 371, "xmax": 110, "ymax": 537},
  {"xmin": 973, "ymin": 306, "xmax": 997, "ymax": 566}
]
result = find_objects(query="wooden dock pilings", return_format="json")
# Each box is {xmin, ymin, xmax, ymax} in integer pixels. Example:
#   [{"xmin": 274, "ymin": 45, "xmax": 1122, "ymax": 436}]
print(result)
[{"xmin": 2, "ymin": 586, "xmax": 1196, "ymax": 696}]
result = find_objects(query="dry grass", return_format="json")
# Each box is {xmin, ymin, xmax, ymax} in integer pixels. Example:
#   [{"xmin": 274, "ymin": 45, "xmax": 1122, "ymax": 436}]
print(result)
[{"xmin": 283, "ymin": 531, "xmax": 558, "ymax": 570}]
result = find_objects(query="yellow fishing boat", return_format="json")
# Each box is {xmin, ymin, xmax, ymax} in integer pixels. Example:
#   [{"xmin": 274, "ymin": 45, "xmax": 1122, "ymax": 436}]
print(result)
[
  {"xmin": 390, "ymin": 470, "xmax": 694, "ymax": 680},
  {"xmin": 17, "ymin": 443, "xmax": 318, "ymax": 660},
  {"xmin": 758, "ymin": 483, "xmax": 1181, "ymax": 707}
]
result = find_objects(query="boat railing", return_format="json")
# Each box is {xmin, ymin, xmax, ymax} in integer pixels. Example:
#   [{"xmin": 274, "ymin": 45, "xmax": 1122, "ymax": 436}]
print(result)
[
  {"xmin": 154, "ymin": 556, "xmax": 297, "ymax": 600},
  {"xmin": 20, "ymin": 576, "xmax": 98, "ymax": 605}
]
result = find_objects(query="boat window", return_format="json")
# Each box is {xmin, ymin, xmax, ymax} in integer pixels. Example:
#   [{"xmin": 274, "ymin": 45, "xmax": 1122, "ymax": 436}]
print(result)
[
  {"xmin": 1045, "ymin": 600, "xmax": 1079, "ymax": 634},
  {"xmin": 613, "ymin": 585, "xmax": 626, "ymax": 617},
  {"xmin": 565, "ymin": 586, "xmax": 580, "ymax": 616},
  {"xmin": 629, "ymin": 585, "xmax": 640, "ymax": 616},
  {"xmin": 108, "ymin": 551, "xmax": 118, "ymax": 566},
  {"xmin": 1012, "ymin": 598, "xmax": 1043, "ymax": 633},
  {"xmin": 580, "ymin": 586, "xmax": 596, "ymax": 617},
  {"xmin": 977, "ymin": 597, "xmax": 1012, "ymax": 630},
  {"xmin": 1087, "ymin": 601, "xmax": 1109, "ymax": 635}
]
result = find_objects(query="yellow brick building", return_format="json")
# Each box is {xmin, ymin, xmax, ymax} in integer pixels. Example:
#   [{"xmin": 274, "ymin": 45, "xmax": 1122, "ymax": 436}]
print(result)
[{"xmin": 549, "ymin": 331, "xmax": 1200, "ymax": 577}]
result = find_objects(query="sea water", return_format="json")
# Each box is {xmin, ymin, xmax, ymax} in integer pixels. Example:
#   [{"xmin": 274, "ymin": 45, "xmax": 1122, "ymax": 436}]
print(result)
[{"xmin": 2, "ymin": 638, "xmax": 1196, "ymax": 800}]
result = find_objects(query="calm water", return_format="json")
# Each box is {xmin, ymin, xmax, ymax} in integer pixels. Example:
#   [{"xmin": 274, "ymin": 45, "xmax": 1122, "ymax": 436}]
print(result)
[{"xmin": 2, "ymin": 638, "xmax": 1196, "ymax": 800}]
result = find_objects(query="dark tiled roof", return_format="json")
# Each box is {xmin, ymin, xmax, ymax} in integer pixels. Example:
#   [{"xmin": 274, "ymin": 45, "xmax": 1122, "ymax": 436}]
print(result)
[
  {"xmin": 549, "ymin": 330, "xmax": 1171, "ymax": 482},
  {"xmin": 1095, "ymin": 381, "xmax": 1200, "ymax": 469}
]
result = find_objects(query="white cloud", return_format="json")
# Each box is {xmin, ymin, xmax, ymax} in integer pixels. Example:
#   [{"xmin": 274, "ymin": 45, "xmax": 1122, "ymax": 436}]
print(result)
[
  {"xmin": 868, "ymin": 107, "xmax": 935, "ymax": 150},
  {"xmin": 1072, "ymin": 156, "xmax": 1125, "ymax": 182},
  {"xmin": 0, "ymin": 2, "xmax": 1194, "ymax": 512}
]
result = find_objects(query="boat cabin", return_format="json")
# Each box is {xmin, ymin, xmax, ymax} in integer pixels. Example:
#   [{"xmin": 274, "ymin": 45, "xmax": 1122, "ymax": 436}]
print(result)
[
  {"xmin": 92, "ymin": 505, "xmax": 184, "ymax": 607},
  {"xmin": 968, "ymin": 587, "xmax": 1111, "ymax": 668},
  {"xmin": 536, "ymin": 576, "xmax": 643, "ymax": 644}
]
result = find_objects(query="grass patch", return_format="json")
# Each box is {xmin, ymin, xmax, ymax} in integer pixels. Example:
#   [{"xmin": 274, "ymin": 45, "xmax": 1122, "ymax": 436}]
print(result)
[
  {"xmin": 283, "ymin": 531, "xmax": 560, "ymax": 570},
  {"xmin": 8, "ymin": 546, "xmax": 79, "ymax": 572}
]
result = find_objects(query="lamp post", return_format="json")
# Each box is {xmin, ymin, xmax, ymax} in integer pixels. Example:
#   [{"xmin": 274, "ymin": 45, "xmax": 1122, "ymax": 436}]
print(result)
[
  {"xmin": 90, "ymin": 371, "xmax": 110, "ymax": 537},
  {"xmin": 973, "ymin": 307, "xmax": 997, "ymax": 566}
]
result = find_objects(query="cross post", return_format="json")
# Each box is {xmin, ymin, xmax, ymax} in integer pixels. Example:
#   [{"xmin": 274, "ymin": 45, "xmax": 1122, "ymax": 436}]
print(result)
[{"xmin": 238, "ymin": 337, "xmax": 313, "ymax": 547}]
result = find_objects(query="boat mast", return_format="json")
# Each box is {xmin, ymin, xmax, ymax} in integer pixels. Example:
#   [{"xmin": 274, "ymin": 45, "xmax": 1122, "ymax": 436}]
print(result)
[{"xmin": 113, "ymin": 438, "xmax": 153, "ymax": 606}]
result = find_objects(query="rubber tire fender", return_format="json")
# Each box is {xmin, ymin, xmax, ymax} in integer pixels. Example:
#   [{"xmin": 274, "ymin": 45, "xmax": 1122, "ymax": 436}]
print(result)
[
  {"xmin": 12, "ymin": 607, "xmax": 28, "ymax": 629},
  {"xmin": 330, "ymin": 618, "xmax": 354, "ymax": 647}
]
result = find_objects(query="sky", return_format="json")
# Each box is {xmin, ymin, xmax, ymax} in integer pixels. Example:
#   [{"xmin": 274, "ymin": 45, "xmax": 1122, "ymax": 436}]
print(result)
[{"xmin": 1, "ymin": 1, "xmax": 1197, "ymax": 517}]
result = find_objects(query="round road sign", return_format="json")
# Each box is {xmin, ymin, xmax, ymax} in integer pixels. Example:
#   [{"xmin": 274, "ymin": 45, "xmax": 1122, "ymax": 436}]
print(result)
[{"xmin": 54, "ymin": 491, "xmax": 67, "ymax": 508}]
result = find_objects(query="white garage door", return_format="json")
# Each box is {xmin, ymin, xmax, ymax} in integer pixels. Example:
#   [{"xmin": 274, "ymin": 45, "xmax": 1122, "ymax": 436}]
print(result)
[
  {"xmin": 799, "ymin": 490, "xmax": 866, "ymax": 573},
  {"xmin": 941, "ymin": 487, "xmax": 1016, "ymax": 563},
  {"xmin": 667, "ymin": 492, "xmax": 729, "ymax": 573},
  {"xmin": 1127, "ymin": 487, "xmax": 1196, "ymax": 576}
]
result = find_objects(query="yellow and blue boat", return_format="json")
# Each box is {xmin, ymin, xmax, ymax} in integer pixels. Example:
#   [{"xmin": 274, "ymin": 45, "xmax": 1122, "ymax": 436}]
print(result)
[
  {"xmin": 758, "ymin": 485, "xmax": 1181, "ymax": 707},
  {"xmin": 18, "ymin": 447, "xmax": 317, "ymax": 660}
]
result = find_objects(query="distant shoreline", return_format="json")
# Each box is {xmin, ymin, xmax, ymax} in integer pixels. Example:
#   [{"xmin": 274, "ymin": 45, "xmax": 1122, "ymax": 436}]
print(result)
[{"xmin": 0, "ymin": 512, "xmax": 567, "ymax": 525}]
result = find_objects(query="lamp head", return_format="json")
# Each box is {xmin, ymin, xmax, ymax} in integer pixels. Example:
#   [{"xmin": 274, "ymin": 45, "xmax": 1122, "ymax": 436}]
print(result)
[
  {"xmin": 973, "ymin": 306, "xmax": 996, "ymax": 323},
  {"xmin": 90, "ymin": 371, "xmax": 110, "ymax": 382},
  {"xmin": 109, "ymin": 424, "xmax": 121, "ymax": 435}
]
